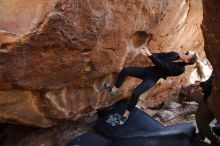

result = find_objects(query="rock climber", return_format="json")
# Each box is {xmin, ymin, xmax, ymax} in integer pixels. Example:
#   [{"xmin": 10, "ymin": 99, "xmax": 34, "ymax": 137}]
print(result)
[{"xmin": 104, "ymin": 33, "xmax": 204, "ymax": 125}]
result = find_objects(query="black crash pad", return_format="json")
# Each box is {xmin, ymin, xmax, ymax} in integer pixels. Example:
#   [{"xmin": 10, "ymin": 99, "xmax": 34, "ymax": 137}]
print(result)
[
  {"xmin": 109, "ymin": 136, "xmax": 191, "ymax": 146},
  {"xmin": 66, "ymin": 100, "xmax": 216, "ymax": 146},
  {"xmin": 95, "ymin": 101, "xmax": 195, "ymax": 139},
  {"xmin": 65, "ymin": 131, "xmax": 110, "ymax": 146}
]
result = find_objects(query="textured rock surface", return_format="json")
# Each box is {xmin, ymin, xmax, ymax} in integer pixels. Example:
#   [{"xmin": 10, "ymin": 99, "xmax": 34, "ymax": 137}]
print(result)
[
  {"xmin": 0, "ymin": 0, "xmax": 57, "ymax": 34},
  {"xmin": 153, "ymin": 101, "xmax": 198, "ymax": 123},
  {"xmin": 0, "ymin": 90, "xmax": 56, "ymax": 127},
  {"xmin": 202, "ymin": 0, "xmax": 220, "ymax": 122},
  {"xmin": 0, "ymin": 0, "xmax": 205, "ymax": 127},
  {"xmin": 0, "ymin": 116, "xmax": 96, "ymax": 146}
]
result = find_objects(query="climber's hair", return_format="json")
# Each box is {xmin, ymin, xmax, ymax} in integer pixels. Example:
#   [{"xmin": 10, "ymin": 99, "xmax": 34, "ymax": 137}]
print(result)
[
  {"xmin": 195, "ymin": 60, "xmax": 206, "ymax": 80},
  {"xmin": 188, "ymin": 52, "xmax": 206, "ymax": 80},
  {"xmin": 187, "ymin": 52, "xmax": 198, "ymax": 65}
]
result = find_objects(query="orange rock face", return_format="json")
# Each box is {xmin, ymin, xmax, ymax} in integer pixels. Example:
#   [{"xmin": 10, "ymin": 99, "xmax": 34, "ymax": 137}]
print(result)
[
  {"xmin": 0, "ymin": 0, "xmax": 205, "ymax": 127},
  {"xmin": 0, "ymin": 0, "xmax": 57, "ymax": 34},
  {"xmin": 202, "ymin": 0, "xmax": 220, "ymax": 122}
]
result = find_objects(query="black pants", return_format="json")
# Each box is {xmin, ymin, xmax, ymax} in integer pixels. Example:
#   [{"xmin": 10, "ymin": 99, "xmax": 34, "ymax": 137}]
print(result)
[{"xmin": 115, "ymin": 67, "xmax": 161, "ymax": 112}]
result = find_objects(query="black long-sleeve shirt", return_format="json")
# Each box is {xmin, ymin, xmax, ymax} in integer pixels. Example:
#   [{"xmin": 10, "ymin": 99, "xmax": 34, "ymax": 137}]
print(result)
[{"xmin": 148, "ymin": 51, "xmax": 187, "ymax": 79}]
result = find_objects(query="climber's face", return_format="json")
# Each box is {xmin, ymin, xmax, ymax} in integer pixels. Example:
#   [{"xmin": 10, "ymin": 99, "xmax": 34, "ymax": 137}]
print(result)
[{"xmin": 180, "ymin": 51, "xmax": 195, "ymax": 62}]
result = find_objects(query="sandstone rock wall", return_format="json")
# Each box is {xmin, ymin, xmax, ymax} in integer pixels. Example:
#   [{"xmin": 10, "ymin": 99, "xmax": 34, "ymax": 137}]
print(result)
[
  {"xmin": 0, "ymin": 0, "xmax": 204, "ymax": 127},
  {"xmin": 0, "ymin": 0, "xmax": 57, "ymax": 34},
  {"xmin": 202, "ymin": 0, "xmax": 220, "ymax": 122}
]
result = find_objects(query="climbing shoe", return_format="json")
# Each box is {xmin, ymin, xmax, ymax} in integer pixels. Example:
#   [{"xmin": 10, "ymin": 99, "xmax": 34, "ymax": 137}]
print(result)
[
  {"xmin": 118, "ymin": 116, "xmax": 128, "ymax": 125},
  {"xmin": 104, "ymin": 81, "xmax": 119, "ymax": 96}
]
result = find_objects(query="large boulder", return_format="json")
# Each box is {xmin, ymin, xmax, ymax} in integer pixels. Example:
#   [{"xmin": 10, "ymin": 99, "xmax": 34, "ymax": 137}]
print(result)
[
  {"xmin": 202, "ymin": 0, "xmax": 220, "ymax": 122},
  {"xmin": 0, "ymin": 0, "xmax": 205, "ymax": 127}
]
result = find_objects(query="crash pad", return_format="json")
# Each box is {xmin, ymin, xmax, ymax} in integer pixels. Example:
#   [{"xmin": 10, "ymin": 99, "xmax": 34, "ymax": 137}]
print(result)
[
  {"xmin": 95, "ymin": 100, "xmax": 195, "ymax": 139},
  {"xmin": 65, "ymin": 131, "xmax": 110, "ymax": 146},
  {"xmin": 109, "ymin": 136, "xmax": 191, "ymax": 146},
  {"xmin": 65, "ymin": 100, "xmax": 218, "ymax": 146}
]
